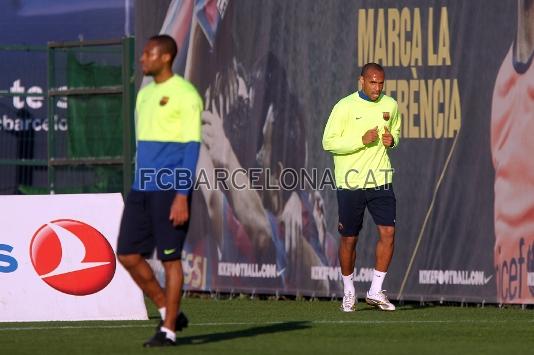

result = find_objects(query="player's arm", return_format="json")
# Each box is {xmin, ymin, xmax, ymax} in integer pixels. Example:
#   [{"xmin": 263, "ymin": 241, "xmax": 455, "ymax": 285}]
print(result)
[
  {"xmin": 170, "ymin": 93, "xmax": 203, "ymax": 226},
  {"xmin": 184, "ymin": 17, "xmax": 212, "ymax": 95},
  {"xmin": 279, "ymin": 191, "xmax": 331, "ymax": 292},
  {"xmin": 201, "ymin": 108, "xmax": 273, "ymax": 259},
  {"xmin": 196, "ymin": 145, "xmax": 225, "ymax": 246},
  {"xmin": 388, "ymin": 104, "xmax": 401, "ymax": 148},
  {"xmin": 322, "ymin": 103, "xmax": 366, "ymax": 154},
  {"xmin": 285, "ymin": 221, "xmax": 330, "ymax": 291},
  {"xmin": 220, "ymin": 146, "xmax": 274, "ymax": 257}
]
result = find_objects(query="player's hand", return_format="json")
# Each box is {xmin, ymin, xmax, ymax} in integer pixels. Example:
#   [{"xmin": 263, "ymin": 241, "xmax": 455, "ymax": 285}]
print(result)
[
  {"xmin": 280, "ymin": 192, "xmax": 303, "ymax": 266},
  {"xmin": 311, "ymin": 191, "xmax": 327, "ymax": 247},
  {"xmin": 362, "ymin": 126, "xmax": 379, "ymax": 145},
  {"xmin": 201, "ymin": 108, "xmax": 231, "ymax": 168},
  {"xmin": 169, "ymin": 194, "xmax": 189, "ymax": 227},
  {"xmin": 382, "ymin": 126, "xmax": 394, "ymax": 147}
]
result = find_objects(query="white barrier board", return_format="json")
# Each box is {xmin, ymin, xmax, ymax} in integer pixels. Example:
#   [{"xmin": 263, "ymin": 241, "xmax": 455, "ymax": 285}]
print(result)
[{"xmin": 0, "ymin": 193, "xmax": 148, "ymax": 322}]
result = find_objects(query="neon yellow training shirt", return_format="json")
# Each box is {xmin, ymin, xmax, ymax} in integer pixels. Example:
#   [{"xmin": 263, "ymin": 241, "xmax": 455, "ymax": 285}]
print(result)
[{"xmin": 322, "ymin": 91, "xmax": 401, "ymax": 189}]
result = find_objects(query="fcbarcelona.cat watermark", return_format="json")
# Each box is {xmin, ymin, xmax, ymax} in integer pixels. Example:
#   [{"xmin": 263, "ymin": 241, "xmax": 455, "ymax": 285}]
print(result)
[{"xmin": 137, "ymin": 167, "xmax": 395, "ymax": 191}]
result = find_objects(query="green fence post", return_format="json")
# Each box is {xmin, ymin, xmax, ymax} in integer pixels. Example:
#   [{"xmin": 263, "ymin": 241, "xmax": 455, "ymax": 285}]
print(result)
[
  {"xmin": 46, "ymin": 44, "xmax": 56, "ymax": 194},
  {"xmin": 121, "ymin": 37, "xmax": 135, "ymax": 197}
]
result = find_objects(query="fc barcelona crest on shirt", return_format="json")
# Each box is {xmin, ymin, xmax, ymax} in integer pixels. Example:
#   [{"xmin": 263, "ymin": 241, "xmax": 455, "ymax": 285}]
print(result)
[
  {"xmin": 383, "ymin": 112, "xmax": 390, "ymax": 121},
  {"xmin": 160, "ymin": 96, "xmax": 169, "ymax": 106}
]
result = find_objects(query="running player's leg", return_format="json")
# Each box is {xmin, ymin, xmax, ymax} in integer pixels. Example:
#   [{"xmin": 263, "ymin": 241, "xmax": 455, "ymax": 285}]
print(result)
[
  {"xmin": 337, "ymin": 188, "xmax": 366, "ymax": 311},
  {"xmin": 145, "ymin": 190, "xmax": 189, "ymax": 345},
  {"xmin": 365, "ymin": 184, "xmax": 396, "ymax": 311},
  {"xmin": 117, "ymin": 190, "xmax": 165, "ymax": 309}
]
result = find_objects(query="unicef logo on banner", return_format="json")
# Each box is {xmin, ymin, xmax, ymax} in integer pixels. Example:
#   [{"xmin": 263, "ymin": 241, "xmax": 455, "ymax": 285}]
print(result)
[{"xmin": 29, "ymin": 219, "xmax": 116, "ymax": 296}]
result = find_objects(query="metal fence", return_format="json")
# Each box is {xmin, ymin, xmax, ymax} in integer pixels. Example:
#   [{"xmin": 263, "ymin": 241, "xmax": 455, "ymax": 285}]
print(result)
[{"xmin": 0, "ymin": 38, "xmax": 135, "ymax": 196}]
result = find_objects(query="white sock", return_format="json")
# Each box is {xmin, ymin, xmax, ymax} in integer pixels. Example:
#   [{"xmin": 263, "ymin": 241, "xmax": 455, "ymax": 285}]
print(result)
[
  {"xmin": 342, "ymin": 273, "xmax": 355, "ymax": 295},
  {"xmin": 160, "ymin": 326, "xmax": 176, "ymax": 342},
  {"xmin": 368, "ymin": 269, "xmax": 387, "ymax": 295},
  {"xmin": 158, "ymin": 307, "xmax": 166, "ymax": 320}
]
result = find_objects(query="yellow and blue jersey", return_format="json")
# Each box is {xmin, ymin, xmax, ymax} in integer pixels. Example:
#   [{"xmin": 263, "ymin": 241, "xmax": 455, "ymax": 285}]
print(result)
[{"xmin": 133, "ymin": 75, "xmax": 202, "ymax": 194}]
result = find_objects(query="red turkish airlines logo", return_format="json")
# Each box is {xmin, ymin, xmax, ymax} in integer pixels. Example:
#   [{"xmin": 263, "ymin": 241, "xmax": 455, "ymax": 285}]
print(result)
[{"xmin": 29, "ymin": 219, "xmax": 116, "ymax": 296}]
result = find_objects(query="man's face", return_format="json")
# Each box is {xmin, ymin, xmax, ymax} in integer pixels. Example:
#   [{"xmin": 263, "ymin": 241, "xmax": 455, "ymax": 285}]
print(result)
[
  {"xmin": 140, "ymin": 40, "xmax": 167, "ymax": 76},
  {"xmin": 359, "ymin": 69, "xmax": 385, "ymax": 101}
]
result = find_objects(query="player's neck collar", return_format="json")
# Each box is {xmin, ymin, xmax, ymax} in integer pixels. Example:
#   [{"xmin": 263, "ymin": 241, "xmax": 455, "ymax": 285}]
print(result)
[{"xmin": 358, "ymin": 90, "xmax": 381, "ymax": 102}]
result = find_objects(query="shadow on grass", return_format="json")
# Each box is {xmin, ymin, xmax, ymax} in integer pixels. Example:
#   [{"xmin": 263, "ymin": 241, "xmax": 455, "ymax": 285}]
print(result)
[
  {"xmin": 175, "ymin": 321, "xmax": 310, "ymax": 345},
  {"xmin": 354, "ymin": 304, "xmax": 431, "ymax": 312}
]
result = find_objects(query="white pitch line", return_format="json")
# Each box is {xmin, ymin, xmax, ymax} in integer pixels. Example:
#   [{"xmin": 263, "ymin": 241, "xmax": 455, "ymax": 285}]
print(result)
[
  {"xmin": 0, "ymin": 324, "xmax": 154, "ymax": 331},
  {"xmin": 0, "ymin": 319, "xmax": 532, "ymax": 331}
]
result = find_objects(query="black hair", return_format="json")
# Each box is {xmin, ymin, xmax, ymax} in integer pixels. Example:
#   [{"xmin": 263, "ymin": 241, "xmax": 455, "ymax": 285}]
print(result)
[
  {"xmin": 251, "ymin": 52, "xmax": 307, "ymax": 211},
  {"xmin": 149, "ymin": 34, "xmax": 178, "ymax": 64},
  {"xmin": 360, "ymin": 62, "xmax": 384, "ymax": 77},
  {"xmin": 253, "ymin": 52, "xmax": 307, "ymax": 173}
]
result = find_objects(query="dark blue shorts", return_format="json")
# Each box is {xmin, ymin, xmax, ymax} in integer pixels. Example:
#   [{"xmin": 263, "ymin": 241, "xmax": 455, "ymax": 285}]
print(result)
[
  {"xmin": 117, "ymin": 190, "xmax": 189, "ymax": 261},
  {"xmin": 336, "ymin": 184, "xmax": 396, "ymax": 237}
]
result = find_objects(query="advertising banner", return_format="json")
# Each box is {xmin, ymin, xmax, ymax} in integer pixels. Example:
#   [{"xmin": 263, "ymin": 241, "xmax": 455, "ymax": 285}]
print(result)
[
  {"xmin": 0, "ymin": 194, "xmax": 147, "ymax": 322},
  {"xmin": 122, "ymin": 0, "xmax": 534, "ymax": 304}
]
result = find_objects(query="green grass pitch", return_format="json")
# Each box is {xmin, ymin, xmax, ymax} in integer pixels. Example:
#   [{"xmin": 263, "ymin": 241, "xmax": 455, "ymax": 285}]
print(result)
[{"xmin": 1, "ymin": 297, "xmax": 533, "ymax": 354}]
